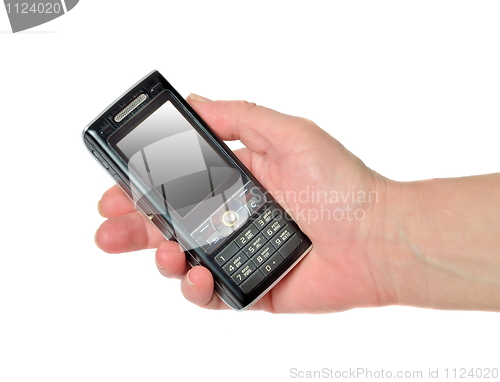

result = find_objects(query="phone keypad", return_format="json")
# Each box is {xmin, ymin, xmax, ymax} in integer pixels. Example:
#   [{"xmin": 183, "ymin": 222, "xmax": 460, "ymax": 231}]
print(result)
[{"xmin": 215, "ymin": 206, "xmax": 302, "ymax": 294}]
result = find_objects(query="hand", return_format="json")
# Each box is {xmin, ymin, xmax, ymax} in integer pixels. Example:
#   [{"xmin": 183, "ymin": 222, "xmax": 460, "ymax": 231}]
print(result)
[{"xmin": 95, "ymin": 94, "xmax": 394, "ymax": 313}]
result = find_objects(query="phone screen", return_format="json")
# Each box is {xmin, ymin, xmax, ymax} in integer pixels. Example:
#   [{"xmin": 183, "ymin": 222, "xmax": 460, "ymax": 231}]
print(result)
[{"xmin": 116, "ymin": 100, "xmax": 242, "ymax": 218}]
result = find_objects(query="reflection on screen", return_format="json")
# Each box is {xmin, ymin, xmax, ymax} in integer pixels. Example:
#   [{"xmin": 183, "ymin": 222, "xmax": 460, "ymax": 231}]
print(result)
[{"xmin": 117, "ymin": 101, "xmax": 236, "ymax": 217}]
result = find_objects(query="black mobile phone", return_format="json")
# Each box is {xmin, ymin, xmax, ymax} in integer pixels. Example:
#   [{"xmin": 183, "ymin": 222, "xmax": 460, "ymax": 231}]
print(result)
[{"xmin": 82, "ymin": 71, "xmax": 313, "ymax": 310}]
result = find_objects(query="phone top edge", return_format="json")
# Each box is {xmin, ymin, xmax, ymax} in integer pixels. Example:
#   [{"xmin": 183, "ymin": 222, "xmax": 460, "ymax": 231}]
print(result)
[{"xmin": 81, "ymin": 69, "xmax": 160, "ymax": 143}]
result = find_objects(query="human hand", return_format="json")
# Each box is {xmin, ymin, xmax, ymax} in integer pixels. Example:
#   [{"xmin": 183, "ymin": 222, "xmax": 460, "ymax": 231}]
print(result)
[{"xmin": 95, "ymin": 94, "xmax": 398, "ymax": 313}]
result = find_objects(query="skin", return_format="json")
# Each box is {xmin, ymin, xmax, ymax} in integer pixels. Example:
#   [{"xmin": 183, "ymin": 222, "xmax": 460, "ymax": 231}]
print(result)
[{"xmin": 95, "ymin": 94, "xmax": 500, "ymax": 313}]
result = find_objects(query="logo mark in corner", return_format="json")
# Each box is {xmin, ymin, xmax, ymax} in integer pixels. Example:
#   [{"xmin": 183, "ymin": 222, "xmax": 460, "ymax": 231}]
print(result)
[{"xmin": 3, "ymin": 1, "xmax": 79, "ymax": 33}]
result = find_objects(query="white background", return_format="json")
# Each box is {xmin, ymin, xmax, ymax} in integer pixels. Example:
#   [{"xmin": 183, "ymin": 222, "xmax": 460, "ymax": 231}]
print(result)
[{"xmin": 1, "ymin": 1, "xmax": 499, "ymax": 381}]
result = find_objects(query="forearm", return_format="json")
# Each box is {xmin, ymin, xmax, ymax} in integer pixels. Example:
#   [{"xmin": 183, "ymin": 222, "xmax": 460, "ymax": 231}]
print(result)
[{"xmin": 380, "ymin": 173, "xmax": 500, "ymax": 311}]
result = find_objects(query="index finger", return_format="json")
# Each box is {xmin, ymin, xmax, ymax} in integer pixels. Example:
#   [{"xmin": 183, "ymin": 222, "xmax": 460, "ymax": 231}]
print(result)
[{"xmin": 187, "ymin": 95, "xmax": 317, "ymax": 162}]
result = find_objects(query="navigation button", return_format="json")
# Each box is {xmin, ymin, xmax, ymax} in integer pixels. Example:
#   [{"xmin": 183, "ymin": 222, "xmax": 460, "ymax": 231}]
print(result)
[
  {"xmin": 204, "ymin": 231, "xmax": 225, "ymax": 253},
  {"xmin": 191, "ymin": 221, "xmax": 216, "ymax": 242},
  {"xmin": 221, "ymin": 210, "xmax": 238, "ymax": 227},
  {"xmin": 212, "ymin": 200, "xmax": 249, "ymax": 236},
  {"xmin": 195, "ymin": 236, "xmax": 210, "ymax": 251},
  {"xmin": 245, "ymin": 196, "xmax": 266, "ymax": 215}
]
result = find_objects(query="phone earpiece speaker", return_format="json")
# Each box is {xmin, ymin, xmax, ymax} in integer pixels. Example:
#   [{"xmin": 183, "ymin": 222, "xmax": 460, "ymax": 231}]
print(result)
[{"xmin": 114, "ymin": 94, "xmax": 148, "ymax": 123}]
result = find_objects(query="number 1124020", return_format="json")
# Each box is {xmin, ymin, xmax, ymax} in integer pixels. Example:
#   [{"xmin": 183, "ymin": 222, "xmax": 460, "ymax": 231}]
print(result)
[{"xmin": 5, "ymin": 3, "xmax": 63, "ymax": 14}]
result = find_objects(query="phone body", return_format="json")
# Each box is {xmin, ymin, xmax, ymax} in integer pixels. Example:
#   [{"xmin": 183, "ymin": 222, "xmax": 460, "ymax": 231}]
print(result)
[{"xmin": 82, "ymin": 71, "xmax": 313, "ymax": 310}]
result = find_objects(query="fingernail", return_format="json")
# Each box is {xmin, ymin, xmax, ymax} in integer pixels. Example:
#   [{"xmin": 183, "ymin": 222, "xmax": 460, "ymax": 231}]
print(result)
[
  {"xmin": 188, "ymin": 93, "xmax": 212, "ymax": 103},
  {"xmin": 97, "ymin": 200, "xmax": 105, "ymax": 218},
  {"xmin": 186, "ymin": 268, "xmax": 195, "ymax": 287},
  {"xmin": 155, "ymin": 257, "xmax": 164, "ymax": 269}
]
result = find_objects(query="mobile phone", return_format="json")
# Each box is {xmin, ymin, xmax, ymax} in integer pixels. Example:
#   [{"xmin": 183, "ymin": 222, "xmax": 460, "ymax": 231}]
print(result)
[{"xmin": 82, "ymin": 71, "xmax": 313, "ymax": 310}]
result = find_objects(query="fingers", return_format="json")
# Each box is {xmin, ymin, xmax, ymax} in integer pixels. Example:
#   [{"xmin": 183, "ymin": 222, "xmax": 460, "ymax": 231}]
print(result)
[
  {"xmin": 95, "ymin": 210, "xmax": 165, "ymax": 253},
  {"xmin": 96, "ymin": 185, "xmax": 166, "ymax": 253},
  {"xmin": 155, "ymin": 241, "xmax": 187, "ymax": 278},
  {"xmin": 97, "ymin": 208, "xmax": 227, "ymax": 309},
  {"xmin": 187, "ymin": 94, "xmax": 318, "ymax": 161},
  {"xmin": 156, "ymin": 242, "xmax": 227, "ymax": 309},
  {"xmin": 98, "ymin": 184, "xmax": 136, "ymax": 218},
  {"xmin": 181, "ymin": 266, "xmax": 228, "ymax": 310},
  {"xmin": 97, "ymin": 197, "xmax": 229, "ymax": 310}
]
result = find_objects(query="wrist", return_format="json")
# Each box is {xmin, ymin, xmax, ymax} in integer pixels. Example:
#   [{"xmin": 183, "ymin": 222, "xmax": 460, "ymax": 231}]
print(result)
[
  {"xmin": 372, "ymin": 175, "xmax": 500, "ymax": 311},
  {"xmin": 363, "ymin": 177, "xmax": 428, "ymax": 308}
]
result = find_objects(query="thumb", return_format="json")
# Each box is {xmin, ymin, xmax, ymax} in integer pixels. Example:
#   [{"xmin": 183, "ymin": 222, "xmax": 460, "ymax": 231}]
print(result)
[{"xmin": 186, "ymin": 94, "xmax": 316, "ymax": 161}]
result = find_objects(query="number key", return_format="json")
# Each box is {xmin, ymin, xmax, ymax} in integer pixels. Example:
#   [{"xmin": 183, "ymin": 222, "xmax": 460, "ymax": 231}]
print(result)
[
  {"xmin": 214, "ymin": 241, "xmax": 239, "ymax": 266},
  {"xmin": 231, "ymin": 261, "xmax": 257, "ymax": 285},
  {"xmin": 242, "ymin": 233, "xmax": 267, "ymax": 256},
  {"xmin": 250, "ymin": 244, "xmax": 275, "ymax": 267},
  {"xmin": 260, "ymin": 252, "xmax": 284, "ymax": 276},
  {"xmin": 235, "ymin": 225, "xmax": 259, "ymax": 248},
  {"xmin": 262, "ymin": 219, "xmax": 286, "ymax": 239},
  {"xmin": 222, "ymin": 252, "xmax": 248, "ymax": 275},
  {"xmin": 253, "ymin": 208, "xmax": 273, "ymax": 229},
  {"xmin": 270, "ymin": 226, "xmax": 294, "ymax": 249}
]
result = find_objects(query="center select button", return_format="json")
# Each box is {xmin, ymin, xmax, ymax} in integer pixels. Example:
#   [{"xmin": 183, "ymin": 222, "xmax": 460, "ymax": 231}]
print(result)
[
  {"xmin": 212, "ymin": 200, "xmax": 249, "ymax": 236},
  {"xmin": 221, "ymin": 210, "xmax": 238, "ymax": 227}
]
